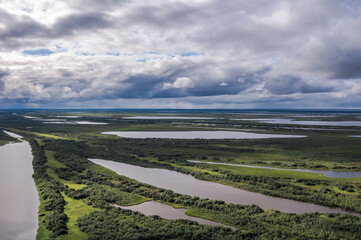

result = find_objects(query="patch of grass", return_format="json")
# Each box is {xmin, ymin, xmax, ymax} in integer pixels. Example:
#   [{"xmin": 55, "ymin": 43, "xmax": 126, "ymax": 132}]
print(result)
[
  {"xmin": 0, "ymin": 140, "xmax": 10, "ymax": 146},
  {"xmin": 58, "ymin": 193, "xmax": 96, "ymax": 240},
  {"xmin": 88, "ymin": 162, "xmax": 120, "ymax": 178},
  {"xmin": 45, "ymin": 150, "xmax": 67, "ymax": 169},
  {"xmin": 65, "ymin": 183, "xmax": 87, "ymax": 190},
  {"xmin": 185, "ymin": 208, "xmax": 238, "ymax": 230},
  {"xmin": 203, "ymin": 163, "xmax": 326, "ymax": 179},
  {"xmin": 46, "ymin": 168, "xmax": 60, "ymax": 181},
  {"xmin": 35, "ymin": 186, "xmax": 51, "ymax": 240},
  {"xmin": 197, "ymin": 162, "xmax": 361, "ymax": 183}
]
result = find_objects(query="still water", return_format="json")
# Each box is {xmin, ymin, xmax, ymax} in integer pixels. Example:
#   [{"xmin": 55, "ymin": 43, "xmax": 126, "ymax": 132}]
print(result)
[
  {"xmin": 233, "ymin": 118, "xmax": 361, "ymax": 127},
  {"xmin": 102, "ymin": 131, "xmax": 306, "ymax": 139},
  {"xmin": 111, "ymin": 201, "xmax": 236, "ymax": 229},
  {"xmin": 123, "ymin": 116, "xmax": 215, "ymax": 120},
  {"xmin": 188, "ymin": 160, "xmax": 361, "ymax": 178},
  {"xmin": 89, "ymin": 159, "xmax": 359, "ymax": 217},
  {"xmin": 0, "ymin": 132, "xmax": 39, "ymax": 240}
]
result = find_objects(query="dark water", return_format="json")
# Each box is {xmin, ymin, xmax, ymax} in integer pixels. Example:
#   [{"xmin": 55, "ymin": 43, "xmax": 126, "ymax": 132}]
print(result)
[
  {"xmin": 0, "ymin": 132, "xmax": 39, "ymax": 240},
  {"xmin": 188, "ymin": 160, "xmax": 361, "ymax": 178},
  {"xmin": 111, "ymin": 201, "xmax": 236, "ymax": 230},
  {"xmin": 89, "ymin": 159, "xmax": 360, "ymax": 217},
  {"xmin": 102, "ymin": 131, "xmax": 306, "ymax": 139}
]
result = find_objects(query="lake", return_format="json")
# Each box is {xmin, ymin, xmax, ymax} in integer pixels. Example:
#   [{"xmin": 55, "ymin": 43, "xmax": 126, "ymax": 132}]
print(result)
[
  {"xmin": 0, "ymin": 132, "xmax": 39, "ymax": 240},
  {"xmin": 102, "ymin": 131, "xmax": 306, "ymax": 139},
  {"xmin": 111, "ymin": 201, "xmax": 236, "ymax": 230},
  {"xmin": 89, "ymin": 159, "xmax": 359, "ymax": 217},
  {"xmin": 187, "ymin": 160, "xmax": 361, "ymax": 178},
  {"xmin": 43, "ymin": 121, "xmax": 108, "ymax": 125},
  {"xmin": 233, "ymin": 118, "xmax": 361, "ymax": 126}
]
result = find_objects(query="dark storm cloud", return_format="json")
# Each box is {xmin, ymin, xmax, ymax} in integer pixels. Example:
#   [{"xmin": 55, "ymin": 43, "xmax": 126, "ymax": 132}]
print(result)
[
  {"xmin": 0, "ymin": 9, "xmax": 49, "ymax": 49},
  {"xmin": 51, "ymin": 13, "xmax": 113, "ymax": 37},
  {"xmin": 330, "ymin": 50, "xmax": 361, "ymax": 79},
  {"xmin": 108, "ymin": 68, "xmax": 262, "ymax": 99},
  {"xmin": 122, "ymin": 2, "xmax": 203, "ymax": 29},
  {"xmin": 309, "ymin": 48, "xmax": 361, "ymax": 80},
  {"xmin": 264, "ymin": 76, "xmax": 335, "ymax": 95},
  {"xmin": 0, "ymin": 68, "xmax": 9, "ymax": 92},
  {"xmin": 0, "ymin": 9, "xmax": 113, "ymax": 50}
]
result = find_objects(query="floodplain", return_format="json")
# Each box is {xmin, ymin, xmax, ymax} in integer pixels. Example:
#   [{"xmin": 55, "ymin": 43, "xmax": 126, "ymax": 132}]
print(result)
[{"xmin": 1, "ymin": 109, "xmax": 361, "ymax": 239}]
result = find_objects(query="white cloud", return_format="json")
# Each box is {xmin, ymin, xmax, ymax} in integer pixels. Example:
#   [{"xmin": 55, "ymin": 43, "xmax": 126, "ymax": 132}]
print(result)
[
  {"xmin": 163, "ymin": 77, "xmax": 194, "ymax": 89},
  {"xmin": 0, "ymin": 0, "xmax": 361, "ymax": 108}
]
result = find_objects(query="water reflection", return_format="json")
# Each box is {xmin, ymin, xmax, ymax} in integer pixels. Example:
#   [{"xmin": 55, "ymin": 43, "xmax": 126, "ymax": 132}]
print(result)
[
  {"xmin": 90, "ymin": 159, "xmax": 360, "ymax": 217},
  {"xmin": 102, "ymin": 131, "xmax": 306, "ymax": 139},
  {"xmin": 123, "ymin": 116, "xmax": 215, "ymax": 120},
  {"xmin": 188, "ymin": 160, "xmax": 361, "ymax": 178},
  {"xmin": 112, "ymin": 201, "xmax": 236, "ymax": 230},
  {"xmin": 0, "ymin": 132, "xmax": 39, "ymax": 240}
]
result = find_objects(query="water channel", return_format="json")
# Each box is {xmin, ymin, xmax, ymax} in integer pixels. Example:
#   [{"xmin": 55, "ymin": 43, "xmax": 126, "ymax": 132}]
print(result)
[
  {"xmin": 111, "ymin": 201, "xmax": 236, "ymax": 230},
  {"xmin": 102, "ymin": 131, "xmax": 306, "ymax": 139},
  {"xmin": 0, "ymin": 132, "xmax": 39, "ymax": 240},
  {"xmin": 188, "ymin": 160, "xmax": 361, "ymax": 178},
  {"xmin": 89, "ymin": 159, "xmax": 360, "ymax": 217}
]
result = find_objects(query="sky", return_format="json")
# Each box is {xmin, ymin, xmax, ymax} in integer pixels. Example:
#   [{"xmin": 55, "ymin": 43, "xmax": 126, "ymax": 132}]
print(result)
[{"xmin": 0, "ymin": 0, "xmax": 361, "ymax": 109}]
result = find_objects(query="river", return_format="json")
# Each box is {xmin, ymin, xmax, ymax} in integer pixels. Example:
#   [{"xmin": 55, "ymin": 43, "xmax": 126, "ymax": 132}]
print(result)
[
  {"xmin": 0, "ymin": 131, "xmax": 39, "ymax": 240},
  {"xmin": 102, "ymin": 131, "xmax": 306, "ymax": 139},
  {"xmin": 89, "ymin": 159, "xmax": 360, "ymax": 217}
]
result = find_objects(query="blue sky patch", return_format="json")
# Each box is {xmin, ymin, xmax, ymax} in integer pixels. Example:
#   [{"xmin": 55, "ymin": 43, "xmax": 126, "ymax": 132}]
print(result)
[
  {"xmin": 107, "ymin": 52, "xmax": 120, "ymax": 56},
  {"xmin": 22, "ymin": 48, "xmax": 54, "ymax": 56},
  {"xmin": 180, "ymin": 52, "xmax": 203, "ymax": 57}
]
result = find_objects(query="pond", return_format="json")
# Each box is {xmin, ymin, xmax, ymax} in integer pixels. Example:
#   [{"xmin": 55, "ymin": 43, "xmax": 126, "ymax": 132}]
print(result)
[
  {"xmin": 187, "ymin": 160, "xmax": 361, "ymax": 178},
  {"xmin": 89, "ymin": 159, "xmax": 359, "ymax": 217},
  {"xmin": 233, "ymin": 118, "xmax": 361, "ymax": 127},
  {"xmin": 0, "ymin": 132, "xmax": 39, "ymax": 240},
  {"xmin": 111, "ymin": 201, "xmax": 236, "ymax": 230},
  {"xmin": 102, "ymin": 131, "xmax": 306, "ymax": 139}
]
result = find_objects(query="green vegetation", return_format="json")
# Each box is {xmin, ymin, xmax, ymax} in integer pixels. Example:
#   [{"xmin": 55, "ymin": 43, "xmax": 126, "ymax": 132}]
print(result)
[
  {"xmin": 1, "ymin": 110, "xmax": 361, "ymax": 239},
  {"xmin": 58, "ymin": 194, "xmax": 95, "ymax": 240},
  {"xmin": 0, "ymin": 129, "xmax": 19, "ymax": 146}
]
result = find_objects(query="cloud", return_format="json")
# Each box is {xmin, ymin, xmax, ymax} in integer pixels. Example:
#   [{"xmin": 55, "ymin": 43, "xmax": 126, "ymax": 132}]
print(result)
[
  {"xmin": 0, "ymin": 0, "xmax": 361, "ymax": 108},
  {"xmin": 0, "ymin": 68, "xmax": 9, "ymax": 93},
  {"xmin": 351, "ymin": 81, "xmax": 361, "ymax": 95},
  {"xmin": 0, "ymin": 8, "xmax": 113, "ymax": 50},
  {"xmin": 163, "ymin": 77, "xmax": 194, "ymax": 89},
  {"xmin": 264, "ymin": 75, "xmax": 335, "ymax": 95}
]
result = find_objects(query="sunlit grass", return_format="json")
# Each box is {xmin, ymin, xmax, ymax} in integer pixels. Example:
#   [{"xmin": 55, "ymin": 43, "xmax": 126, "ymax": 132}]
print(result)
[{"xmin": 58, "ymin": 193, "xmax": 96, "ymax": 240}]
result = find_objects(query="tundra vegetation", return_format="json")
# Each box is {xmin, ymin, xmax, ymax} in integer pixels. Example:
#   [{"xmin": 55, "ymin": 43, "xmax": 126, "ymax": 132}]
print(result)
[{"xmin": 0, "ymin": 110, "xmax": 361, "ymax": 239}]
